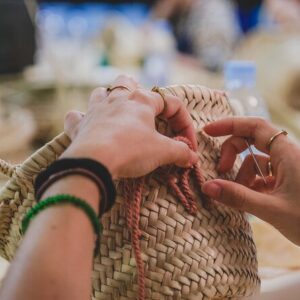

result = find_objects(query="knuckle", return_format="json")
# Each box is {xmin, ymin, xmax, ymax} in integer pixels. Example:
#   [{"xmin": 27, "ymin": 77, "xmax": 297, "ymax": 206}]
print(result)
[
  {"xmin": 257, "ymin": 117, "xmax": 268, "ymax": 127},
  {"xmin": 254, "ymin": 118, "xmax": 268, "ymax": 135},
  {"xmin": 130, "ymin": 88, "xmax": 144, "ymax": 98},
  {"xmin": 234, "ymin": 188, "xmax": 247, "ymax": 210},
  {"xmin": 90, "ymin": 87, "xmax": 106, "ymax": 100},
  {"xmin": 115, "ymin": 74, "xmax": 138, "ymax": 87},
  {"xmin": 64, "ymin": 110, "xmax": 77, "ymax": 122},
  {"xmin": 130, "ymin": 89, "xmax": 151, "ymax": 105},
  {"xmin": 224, "ymin": 185, "xmax": 247, "ymax": 210},
  {"xmin": 172, "ymin": 96, "xmax": 183, "ymax": 107},
  {"xmin": 135, "ymin": 103, "xmax": 153, "ymax": 119}
]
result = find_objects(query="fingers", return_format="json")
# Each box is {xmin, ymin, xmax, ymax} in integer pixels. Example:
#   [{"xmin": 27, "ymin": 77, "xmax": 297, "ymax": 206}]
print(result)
[
  {"xmin": 218, "ymin": 136, "xmax": 253, "ymax": 172},
  {"xmin": 64, "ymin": 110, "xmax": 84, "ymax": 140},
  {"xmin": 157, "ymin": 135, "xmax": 198, "ymax": 168},
  {"xmin": 204, "ymin": 117, "xmax": 288, "ymax": 156},
  {"xmin": 235, "ymin": 154, "xmax": 270, "ymax": 187},
  {"xmin": 88, "ymin": 76, "xmax": 197, "ymax": 151},
  {"xmin": 129, "ymin": 89, "xmax": 197, "ymax": 150},
  {"xmin": 89, "ymin": 87, "xmax": 107, "ymax": 106},
  {"xmin": 202, "ymin": 179, "xmax": 279, "ymax": 223},
  {"xmin": 108, "ymin": 75, "xmax": 140, "ymax": 98},
  {"xmin": 112, "ymin": 74, "xmax": 140, "ymax": 90},
  {"xmin": 129, "ymin": 89, "xmax": 163, "ymax": 115},
  {"xmin": 251, "ymin": 176, "xmax": 276, "ymax": 193},
  {"xmin": 89, "ymin": 75, "xmax": 140, "ymax": 107},
  {"xmin": 160, "ymin": 94, "xmax": 197, "ymax": 150}
]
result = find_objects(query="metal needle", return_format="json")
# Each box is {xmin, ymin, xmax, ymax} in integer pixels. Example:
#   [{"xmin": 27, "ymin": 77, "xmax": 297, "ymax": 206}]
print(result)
[{"xmin": 244, "ymin": 139, "xmax": 267, "ymax": 185}]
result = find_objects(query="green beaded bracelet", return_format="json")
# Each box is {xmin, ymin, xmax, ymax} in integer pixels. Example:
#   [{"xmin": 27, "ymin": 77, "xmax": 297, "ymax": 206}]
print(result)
[{"xmin": 21, "ymin": 194, "xmax": 102, "ymax": 256}]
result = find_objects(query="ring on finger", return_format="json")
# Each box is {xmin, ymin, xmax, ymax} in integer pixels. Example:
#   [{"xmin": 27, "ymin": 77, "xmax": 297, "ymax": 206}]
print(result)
[
  {"xmin": 152, "ymin": 86, "xmax": 168, "ymax": 115},
  {"xmin": 107, "ymin": 85, "xmax": 132, "ymax": 94},
  {"xmin": 267, "ymin": 130, "xmax": 288, "ymax": 152}
]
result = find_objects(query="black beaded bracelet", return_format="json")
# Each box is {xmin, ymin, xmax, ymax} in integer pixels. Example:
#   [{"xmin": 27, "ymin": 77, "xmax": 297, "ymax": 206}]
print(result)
[{"xmin": 34, "ymin": 158, "xmax": 116, "ymax": 217}]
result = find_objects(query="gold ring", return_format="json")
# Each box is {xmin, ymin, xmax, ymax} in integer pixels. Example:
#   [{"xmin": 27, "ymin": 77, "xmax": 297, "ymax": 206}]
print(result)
[
  {"xmin": 267, "ymin": 130, "xmax": 288, "ymax": 151},
  {"xmin": 107, "ymin": 85, "xmax": 132, "ymax": 94},
  {"xmin": 152, "ymin": 86, "xmax": 167, "ymax": 115},
  {"xmin": 267, "ymin": 161, "xmax": 273, "ymax": 177}
]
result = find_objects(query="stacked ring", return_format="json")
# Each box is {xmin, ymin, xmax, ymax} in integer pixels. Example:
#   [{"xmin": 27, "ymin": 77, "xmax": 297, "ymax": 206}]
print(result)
[
  {"xmin": 267, "ymin": 130, "xmax": 288, "ymax": 152},
  {"xmin": 107, "ymin": 85, "xmax": 132, "ymax": 94},
  {"xmin": 152, "ymin": 86, "xmax": 168, "ymax": 115}
]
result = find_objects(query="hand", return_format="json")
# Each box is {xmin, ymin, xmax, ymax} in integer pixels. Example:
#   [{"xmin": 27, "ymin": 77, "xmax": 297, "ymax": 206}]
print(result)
[
  {"xmin": 201, "ymin": 117, "xmax": 300, "ymax": 245},
  {"xmin": 62, "ymin": 75, "xmax": 198, "ymax": 179}
]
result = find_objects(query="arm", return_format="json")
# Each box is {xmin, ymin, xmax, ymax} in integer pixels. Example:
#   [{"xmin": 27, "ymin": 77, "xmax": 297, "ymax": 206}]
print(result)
[
  {"xmin": 0, "ymin": 176, "xmax": 99, "ymax": 300},
  {"xmin": 0, "ymin": 75, "xmax": 198, "ymax": 300}
]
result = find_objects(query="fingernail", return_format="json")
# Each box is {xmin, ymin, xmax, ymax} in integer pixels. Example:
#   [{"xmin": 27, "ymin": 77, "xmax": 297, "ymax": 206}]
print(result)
[{"xmin": 202, "ymin": 183, "xmax": 222, "ymax": 198}]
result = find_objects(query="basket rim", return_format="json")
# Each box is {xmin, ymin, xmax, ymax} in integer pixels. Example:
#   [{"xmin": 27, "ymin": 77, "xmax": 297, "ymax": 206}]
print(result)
[{"xmin": 0, "ymin": 84, "xmax": 232, "ymax": 194}]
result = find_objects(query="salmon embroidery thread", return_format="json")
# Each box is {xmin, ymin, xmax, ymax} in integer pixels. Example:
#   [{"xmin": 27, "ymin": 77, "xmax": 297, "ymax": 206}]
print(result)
[{"xmin": 124, "ymin": 136, "xmax": 208, "ymax": 300}]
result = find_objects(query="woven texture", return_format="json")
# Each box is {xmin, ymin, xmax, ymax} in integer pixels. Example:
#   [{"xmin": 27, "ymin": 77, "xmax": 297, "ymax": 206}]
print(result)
[{"xmin": 0, "ymin": 85, "xmax": 260, "ymax": 299}]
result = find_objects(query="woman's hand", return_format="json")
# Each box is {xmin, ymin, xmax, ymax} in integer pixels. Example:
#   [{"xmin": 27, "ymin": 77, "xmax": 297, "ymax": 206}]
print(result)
[
  {"xmin": 63, "ymin": 75, "xmax": 198, "ymax": 179},
  {"xmin": 201, "ymin": 117, "xmax": 300, "ymax": 245}
]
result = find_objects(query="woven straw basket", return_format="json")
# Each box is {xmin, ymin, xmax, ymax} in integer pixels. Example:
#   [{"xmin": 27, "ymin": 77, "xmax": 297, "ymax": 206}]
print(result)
[{"xmin": 0, "ymin": 85, "xmax": 260, "ymax": 300}]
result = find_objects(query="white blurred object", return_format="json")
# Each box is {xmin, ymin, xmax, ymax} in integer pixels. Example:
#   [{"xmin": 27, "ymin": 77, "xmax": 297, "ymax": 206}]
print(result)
[
  {"xmin": 189, "ymin": 0, "xmax": 240, "ymax": 71},
  {"xmin": 33, "ymin": 9, "xmax": 101, "ymax": 85},
  {"xmin": 142, "ymin": 19, "xmax": 176, "ymax": 87},
  {"xmin": 225, "ymin": 61, "xmax": 270, "ymax": 118},
  {"xmin": 102, "ymin": 15, "xmax": 144, "ymax": 68},
  {"xmin": 225, "ymin": 61, "xmax": 270, "ymax": 158}
]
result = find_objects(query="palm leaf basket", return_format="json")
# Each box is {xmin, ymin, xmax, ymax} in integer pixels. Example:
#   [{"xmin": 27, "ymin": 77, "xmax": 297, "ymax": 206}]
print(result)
[{"xmin": 0, "ymin": 84, "xmax": 260, "ymax": 300}]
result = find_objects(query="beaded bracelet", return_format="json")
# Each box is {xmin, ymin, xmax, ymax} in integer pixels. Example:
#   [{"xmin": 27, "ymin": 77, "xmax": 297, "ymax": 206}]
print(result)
[
  {"xmin": 21, "ymin": 194, "xmax": 102, "ymax": 257},
  {"xmin": 34, "ymin": 158, "xmax": 117, "ymax": 217}
]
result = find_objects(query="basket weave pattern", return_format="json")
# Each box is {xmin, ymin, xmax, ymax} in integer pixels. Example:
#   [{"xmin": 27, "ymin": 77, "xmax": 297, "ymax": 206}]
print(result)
[{"xmin": 0, "ymin": 85, "xmax": 260, "ymax": 299}]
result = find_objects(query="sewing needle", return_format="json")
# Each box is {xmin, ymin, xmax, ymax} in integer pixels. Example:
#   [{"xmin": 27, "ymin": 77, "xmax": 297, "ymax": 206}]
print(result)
[{"xmin": 244, "ymin": 139, "xmax": 267, "ymax": 185}]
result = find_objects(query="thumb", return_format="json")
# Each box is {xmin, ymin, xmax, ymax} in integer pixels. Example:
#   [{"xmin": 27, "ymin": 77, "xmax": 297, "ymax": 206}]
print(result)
[
  {"xmin": 158, "ymin": 135, "xmax": 198, "ymax": 167},
  {"xmin": 64, "ymin": 110, "xmax": 84, "ymax": 140},
  {"xmin": 202, "ymin": 179, "xmax": 278, "ymax": 222}
]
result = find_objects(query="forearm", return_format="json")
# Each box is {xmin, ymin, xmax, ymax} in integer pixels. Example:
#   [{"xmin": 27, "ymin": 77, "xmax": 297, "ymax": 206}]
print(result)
[{"xmin": 0, "ymin": 176, "xmax": 99, "ymax": 300}]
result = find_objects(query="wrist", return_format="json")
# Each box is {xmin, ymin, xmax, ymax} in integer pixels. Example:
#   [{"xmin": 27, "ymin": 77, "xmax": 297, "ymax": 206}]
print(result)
[
  {"xmin": 61, "ymin": 143, "xmax": 121, "ymax": 179},
  {"xmin": 43, "ymin": 175, "xmax": 100, "ymax": 213}
]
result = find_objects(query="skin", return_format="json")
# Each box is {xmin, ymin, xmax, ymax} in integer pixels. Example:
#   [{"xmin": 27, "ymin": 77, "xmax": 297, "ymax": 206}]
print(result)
[
  {"xmin": 63, "ymin": 75, "xmax": 198, "ymax": 178},
  {"xmin": 0, "ymin": 75, "xmax": 198, "ymax": 300},
  {"xmin": 202, "ymin": 117, "xmax": 300, "ymax": 246},
  {"xmin": 1, "ymin": 75, "xmax": 299, "ymax": 299}
]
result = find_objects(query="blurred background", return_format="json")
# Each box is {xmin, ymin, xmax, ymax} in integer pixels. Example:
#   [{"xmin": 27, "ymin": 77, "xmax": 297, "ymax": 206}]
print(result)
[{"xmin": 0, "ymin": 0, "xmax": 300, "ymax": 297}]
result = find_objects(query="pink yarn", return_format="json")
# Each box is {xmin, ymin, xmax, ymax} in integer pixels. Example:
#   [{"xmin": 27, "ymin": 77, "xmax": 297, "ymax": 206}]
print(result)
[{"xmin": 124, "ymin": 136, "xmax": 207, "ymax": 300}]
